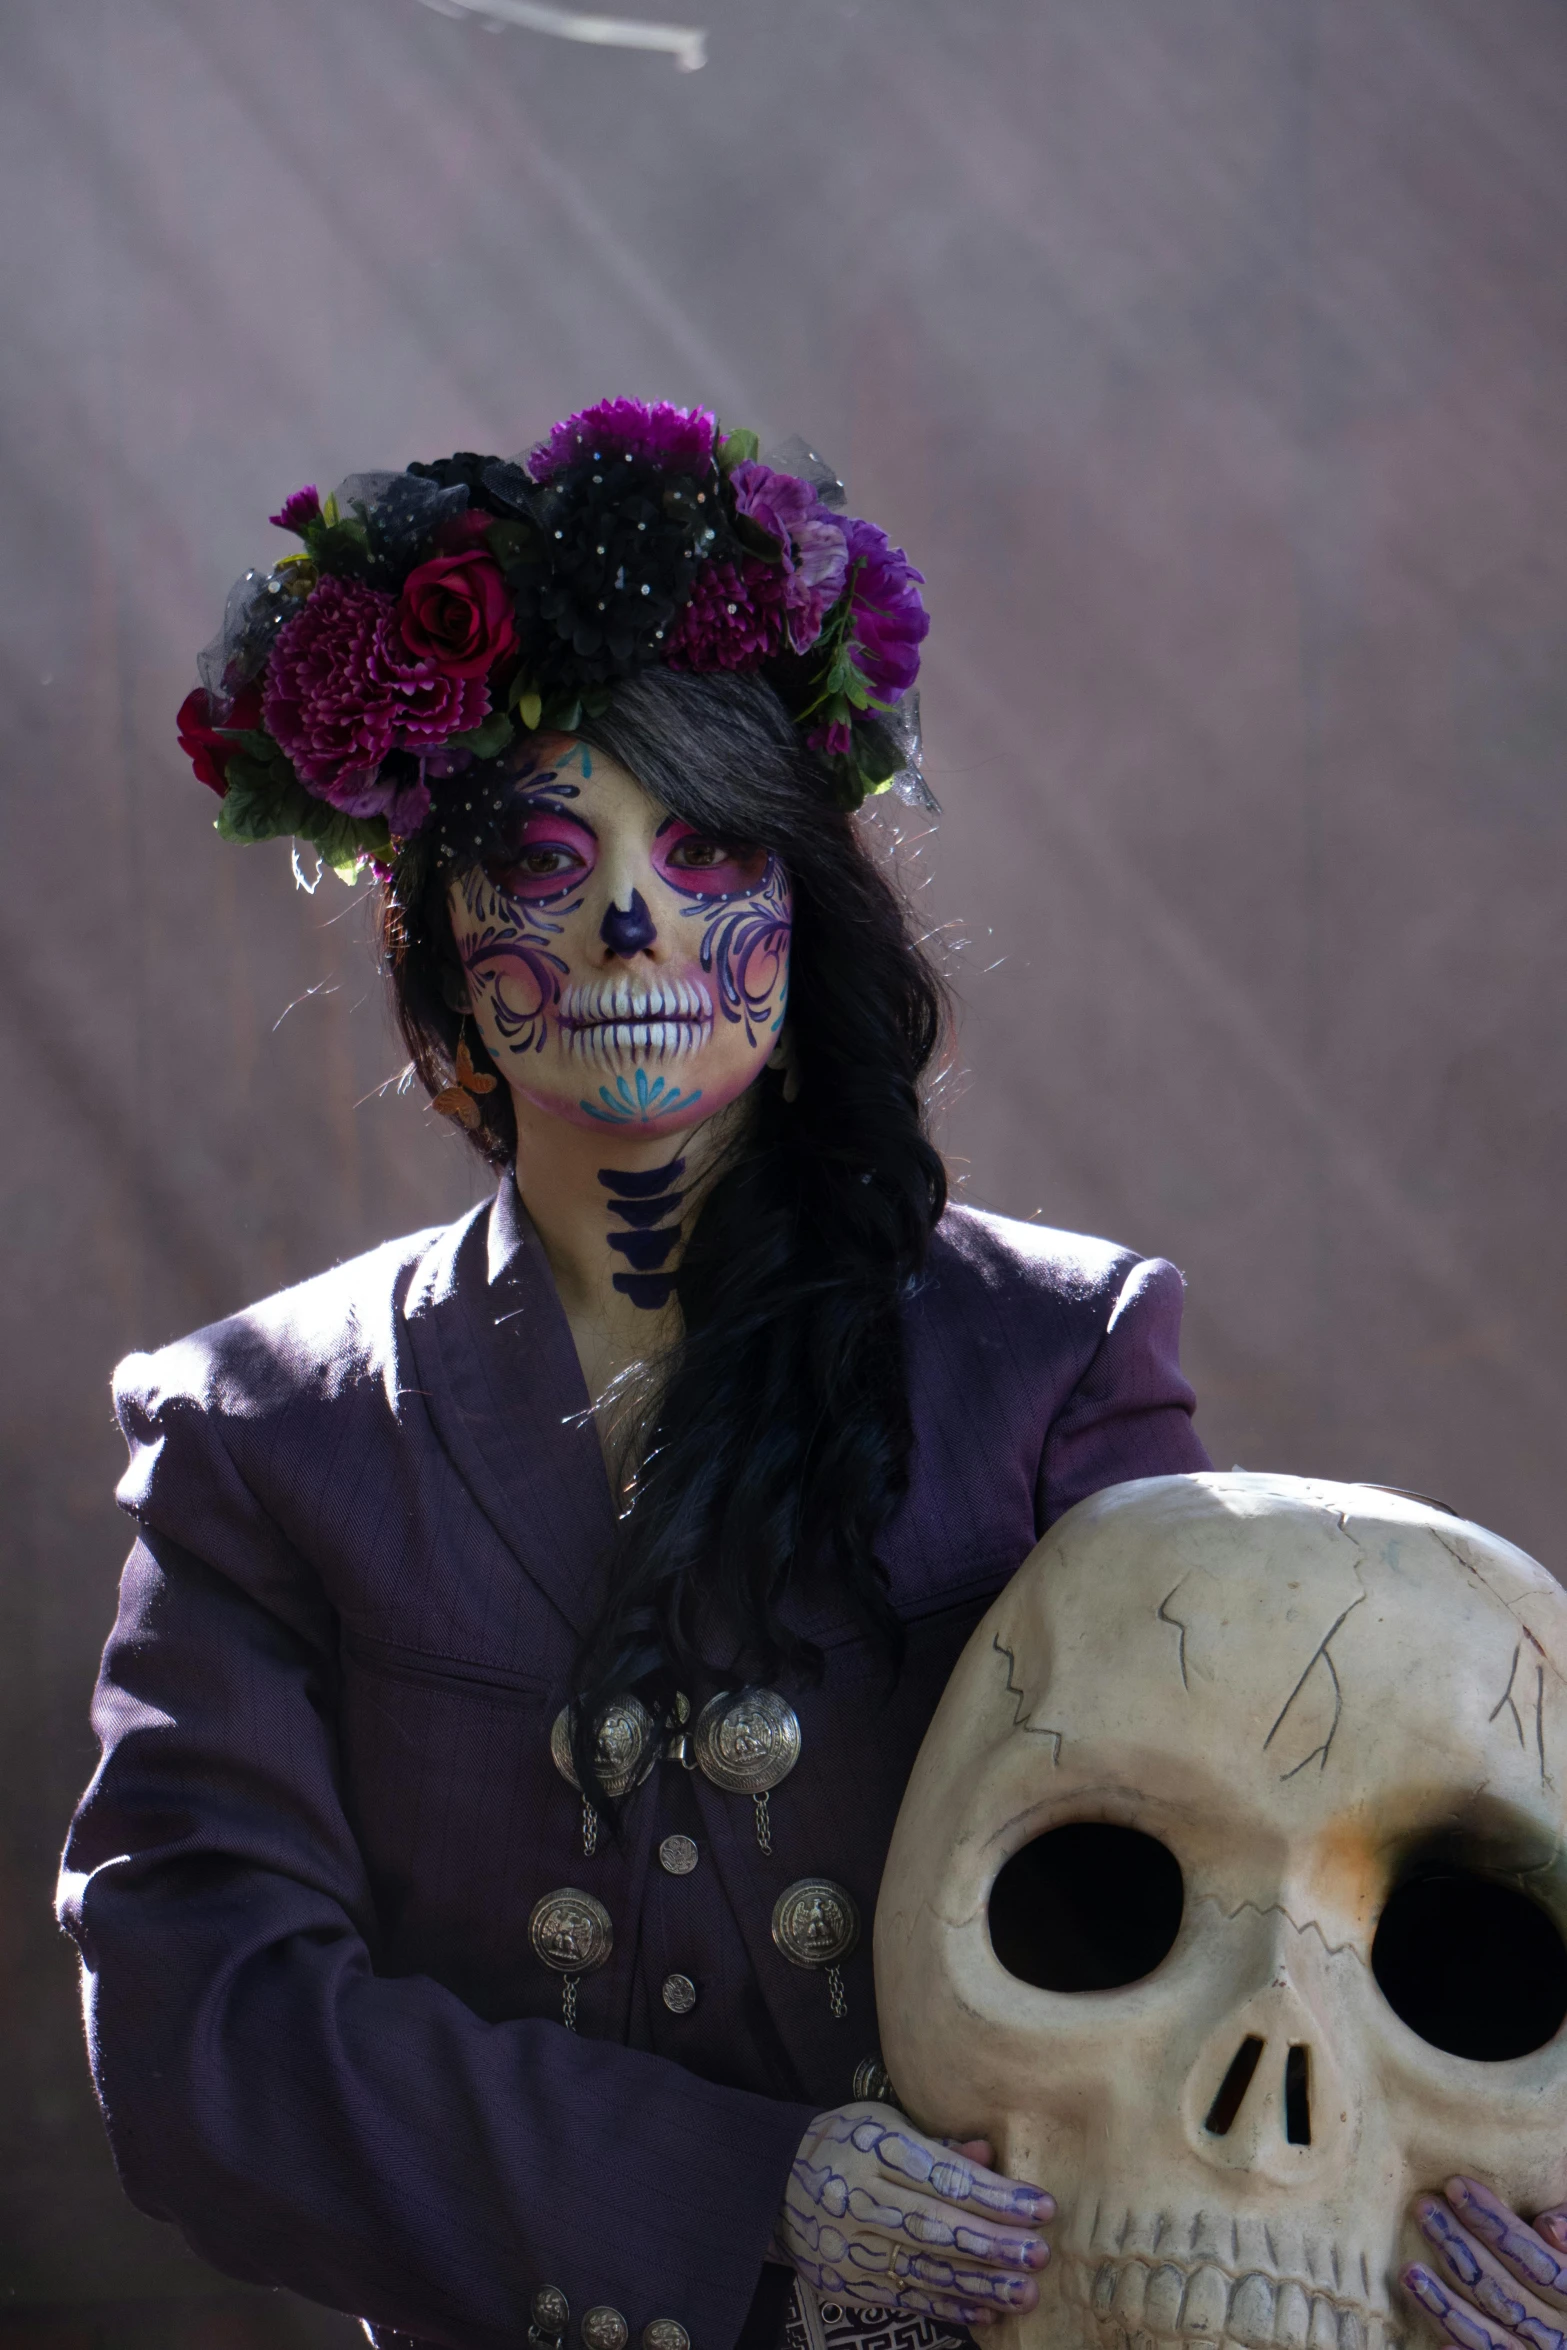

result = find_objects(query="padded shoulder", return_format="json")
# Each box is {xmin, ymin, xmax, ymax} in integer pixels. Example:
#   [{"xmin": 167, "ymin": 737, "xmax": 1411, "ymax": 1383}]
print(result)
[
  {"xmin": 929, "ymin": 1202, "xmax": 1140, "ymax": 1307},
  {"xmin": 112, "ymin": 1206, "xmax": 481, "ymax": 1449}
]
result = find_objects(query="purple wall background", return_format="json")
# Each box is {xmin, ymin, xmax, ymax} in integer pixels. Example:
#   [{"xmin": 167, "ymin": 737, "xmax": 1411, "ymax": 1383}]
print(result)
[{"xmin": 4, "ymin": 0, "xmax": 1566, "ymax": 2333}]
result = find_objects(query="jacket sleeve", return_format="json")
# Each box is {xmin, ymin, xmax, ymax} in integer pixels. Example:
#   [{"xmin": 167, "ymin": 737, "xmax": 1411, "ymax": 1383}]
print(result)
[
  {"xmin": 57, "ymin": 1406, "xmax": 812, "ymax": 2350},
  {"xmin": 1037, "ymin": 1255, "xmax": 1210, "ymax": 1527}
]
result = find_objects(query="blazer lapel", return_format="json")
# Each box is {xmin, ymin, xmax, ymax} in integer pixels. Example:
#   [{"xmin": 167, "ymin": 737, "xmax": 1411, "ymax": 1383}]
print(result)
[{"xmin": 403, "ymin": 1181, "xmax": 614, "ymax": 1637}]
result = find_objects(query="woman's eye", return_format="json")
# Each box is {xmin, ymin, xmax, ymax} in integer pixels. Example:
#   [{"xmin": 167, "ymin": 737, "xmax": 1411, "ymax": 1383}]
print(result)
[
  {"xmin": 482, "ymin": 827, "xmax": 594, "ymax": 895},
  {"xmin": 663, "ymin": 835, "xmax": 768, "ymax": 890}
]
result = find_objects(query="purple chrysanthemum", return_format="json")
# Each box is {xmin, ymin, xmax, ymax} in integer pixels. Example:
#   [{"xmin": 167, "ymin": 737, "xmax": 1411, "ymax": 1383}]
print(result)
[
  {"xmin": 268, "ymin": 485, "xmax": 323, "ymax": 537},
  {"xmin": 528, "ymin": 398, "xmax": 717, "ymax": 483},
  {"xmin": 263, "ymin": 574, "xmax": 488, "ymax": 799},
  {"xmin": 665, "ymin": 558, "xmax": 788, "ymax": 672},
  {"xmin": 840, "ymin": 515, "xmax": 930, "ymax": 703},
  {"xmin": 728, "ymin": 461, "xmax": 848, "ymax": 654}
]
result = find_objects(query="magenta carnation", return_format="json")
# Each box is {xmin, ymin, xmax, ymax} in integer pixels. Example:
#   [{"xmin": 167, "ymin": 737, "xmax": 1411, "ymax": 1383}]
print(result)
[
  {"xmin": 268, "ymin": 485, "xmax": 322, "ymax": 536},
  {"xmin": 729, "ymin": 461, "xmax": 848, "ymax": 654},
  {"xmin": 840, "ymin": 515, "xmax": 930, "ymax": 703},
  {"xmin": 529, "ymin": 398, "xmax": 717, "ymax": 482},
  {"xmin": 665, "ymin": 558, "xmax": 788, "ymax": 672},
  {"xmin": 262, "ymin": 573, "xmax": 488, "ymax": 796}
]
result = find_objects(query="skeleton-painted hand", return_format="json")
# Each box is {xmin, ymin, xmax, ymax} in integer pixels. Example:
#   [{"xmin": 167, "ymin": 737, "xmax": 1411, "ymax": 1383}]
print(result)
[
  {"xmin": 1404, "ymin": 2177, "xmax": 1567, "ymax": 2350},
  {"xmin": 777, "ymin": 2101, "xmax": 1053, "ymax": 2329}
]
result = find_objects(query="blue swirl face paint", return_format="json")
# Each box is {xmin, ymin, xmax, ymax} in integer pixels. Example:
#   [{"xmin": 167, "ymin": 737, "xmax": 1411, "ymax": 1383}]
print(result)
[
  {"xmin": 455, "ymin": 763, "xmax": 589, "ymax": 1054},
  {"xmin": 682, "ymin": 855, "xmax": 793, "ymax": 1047}
]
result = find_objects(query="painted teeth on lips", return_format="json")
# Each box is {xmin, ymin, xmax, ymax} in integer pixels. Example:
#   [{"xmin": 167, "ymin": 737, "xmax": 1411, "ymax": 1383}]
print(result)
[
  {"xmin": 563, "ymin": 1021, "xmax": 709, "ymax": 1064},
  {"xmin": 560, "ymin": 977, "xmax": 714, "ymax": 1025}
]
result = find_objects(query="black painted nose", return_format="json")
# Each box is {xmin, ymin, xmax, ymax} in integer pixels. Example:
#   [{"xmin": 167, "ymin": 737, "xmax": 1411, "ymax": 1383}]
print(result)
[{"xmin": 600, "ymin": 890, "xmax": 657, "ymax": 956}]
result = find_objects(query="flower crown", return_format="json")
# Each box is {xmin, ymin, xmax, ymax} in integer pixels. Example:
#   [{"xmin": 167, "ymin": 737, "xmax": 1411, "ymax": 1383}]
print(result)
[{"xmin": 177, "ymin": 399, "xmax": 933, "ymax": 880}]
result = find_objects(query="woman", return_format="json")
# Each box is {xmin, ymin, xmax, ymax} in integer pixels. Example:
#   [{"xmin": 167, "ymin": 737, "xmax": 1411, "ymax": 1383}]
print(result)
[{"xmin": 60, "ymin": 398, "xmax": 1214, "ymax": 2350}]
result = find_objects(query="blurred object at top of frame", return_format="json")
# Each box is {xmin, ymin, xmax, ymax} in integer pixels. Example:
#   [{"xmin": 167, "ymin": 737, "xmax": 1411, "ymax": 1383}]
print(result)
[{"xmin": 417, "ymin": 0, "xmax": 706, "ymax": 71}]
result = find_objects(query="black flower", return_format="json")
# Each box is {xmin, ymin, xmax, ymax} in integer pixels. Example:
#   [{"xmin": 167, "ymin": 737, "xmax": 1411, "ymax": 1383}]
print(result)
[{"xmin": 515, "ymin": 453, "xmax": 725, "ymax": 687}]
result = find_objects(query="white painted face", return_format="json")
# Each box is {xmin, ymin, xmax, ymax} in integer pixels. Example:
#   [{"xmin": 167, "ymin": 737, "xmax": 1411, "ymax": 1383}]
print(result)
[
  {"xmin": 875, "ymin": 1473, "xmax": 1567, "ymax": 2350},
  {"xmin": 448, "ymin": 737, "xmax": 790, "ymax": 1140}
]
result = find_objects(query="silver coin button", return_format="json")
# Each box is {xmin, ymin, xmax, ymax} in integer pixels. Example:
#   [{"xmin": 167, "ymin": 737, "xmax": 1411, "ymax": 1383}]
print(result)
[
  {"xmin": 643, "ymin": 2325, "xmax": 691, "ymax": 2350},
  {"xmin": 852, "ymin": 2054, "xmax": 897, "ymax": 2105},
  {"xmin": 533, "ymin": 2286, "xmax": 570, "ymax": 2335},
  {"xmin": 771, "ymin": 1877, "xmax": 860, "ymax": 1970},
  {"xmin": 661, "ymin": 1971, "xmax": 698, "ymax": 2015},
  {"xmin": 581, "ymin": 2310, "xmax": 629, "ymax": 2350},
  {"xmin": 528, "ymin": 1888, "xmax": 614, "ymax": 1976},
  {"xmin": 659, "ymin": 1833, "xmax": 699, "ymax": 1876}
]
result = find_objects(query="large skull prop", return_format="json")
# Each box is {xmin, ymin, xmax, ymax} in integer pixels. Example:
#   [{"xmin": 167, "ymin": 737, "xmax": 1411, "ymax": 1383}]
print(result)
[{"xmin": 875, "ymin": 1474, "xmax": 1567, "ymax": 2350}]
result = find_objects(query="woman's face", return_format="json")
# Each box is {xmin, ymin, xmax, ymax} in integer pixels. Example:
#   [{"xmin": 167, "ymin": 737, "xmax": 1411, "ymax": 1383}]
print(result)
[{"xmin": 448, "ymin": 738, "xmax": 793, "ymax": 1139}]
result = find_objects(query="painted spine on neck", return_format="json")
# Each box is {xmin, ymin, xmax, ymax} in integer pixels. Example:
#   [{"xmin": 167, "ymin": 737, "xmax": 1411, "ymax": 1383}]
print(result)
[{"xmin": 598, "ymin": 1155, "xmax": 687, "ymax": 1311}]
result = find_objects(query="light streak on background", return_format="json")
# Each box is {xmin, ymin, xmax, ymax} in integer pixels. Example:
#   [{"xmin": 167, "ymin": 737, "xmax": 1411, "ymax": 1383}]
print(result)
[{"xmin": 418, "ymin": 0, "xmax": 706, "ymax": 70}]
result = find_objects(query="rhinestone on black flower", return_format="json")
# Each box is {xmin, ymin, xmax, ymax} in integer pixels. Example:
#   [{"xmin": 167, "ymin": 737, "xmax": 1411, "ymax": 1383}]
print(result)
[{"xmin": 517, "ymin": 455, "xmax": 723, "ymax": 686}]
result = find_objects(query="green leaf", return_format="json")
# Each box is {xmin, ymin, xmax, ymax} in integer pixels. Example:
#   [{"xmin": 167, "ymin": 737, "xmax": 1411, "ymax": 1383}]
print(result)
[
  {"xmin": 321, "ymin": 490, "xmax": 340, "ymax": 527},
  {"xmin": 484, "ymin": 519, "xmax": 535, "ymax": 566},
  {"xmin": 511, "ymin": 684, "xmax": 544, "ymax": 731},
  {"xmin": 214, "ymin": 751, "xmax": 388, "ymax": 878},
  {"xmin": 310, "ymin": 519, "xmax": 372, "ymax": 578},
  {"xmin": 854, "ymin": 732, "xmax": 900, "ymax": 789},
  {"xmin": 448, "ymin": 708, "xmax": 515, "ymax": 758},
  {"xmin": 542, "ymin": 692, "xmax": 582, "ymax": 733},
  {"xmin": 732, "ymin": 511, "xmax": 786, "ymax": 565},
  {"xmin": 716, "ymin": 427, "xmax": 760, "ymax": 473},
  {"xmin": 215, "ymin": 758, "xmax": 295, "ymax": 846}
]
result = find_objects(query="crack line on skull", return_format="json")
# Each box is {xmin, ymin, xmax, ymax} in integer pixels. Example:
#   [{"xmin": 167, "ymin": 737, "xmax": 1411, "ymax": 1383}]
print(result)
[
  {"xmin": 992, "ymin": 1632, "xmax": 1064, "ymax": 1758},
  {"xmin": 1157, "ymin": 1584, "xmax": 1191, "ymax": 1691},
  {"xmin": 1487, "ymin": 1644, "xmax": 1550, "ymax": 1787},
  {"xmin": 1432, "ymin": 1535, "xmax": 1567, "ymax": 1676},
  {"xmin": 1262, "ymin": 1592, "xmax": 1366, "ymax": 1778},
  {"xmin": 1492, "ymin": 1645, "xmax": 1528, "ymax": 1747},
  {"xmin": 1204, "ymin": 1893, "xmax": 1364, "ymax": 1963}
]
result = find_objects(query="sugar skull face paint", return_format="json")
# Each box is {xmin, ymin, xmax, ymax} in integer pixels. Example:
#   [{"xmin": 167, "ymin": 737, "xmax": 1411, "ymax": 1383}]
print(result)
[{"xmin": 448, "ymin": 739, "xmax": 793, "ymax": 1141}]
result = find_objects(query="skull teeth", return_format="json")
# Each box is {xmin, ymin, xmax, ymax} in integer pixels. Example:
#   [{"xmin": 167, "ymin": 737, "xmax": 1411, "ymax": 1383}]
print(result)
[{"xmin": 1069, "ymin": 2255, "xmax": 1397, "ymax": 2350}]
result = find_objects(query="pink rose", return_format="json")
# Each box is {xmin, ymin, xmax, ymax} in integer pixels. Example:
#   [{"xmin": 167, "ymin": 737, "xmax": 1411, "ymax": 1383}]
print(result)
[{"xmin": 396, "ymin": 551, "xmax": 516, "ymax": 679}]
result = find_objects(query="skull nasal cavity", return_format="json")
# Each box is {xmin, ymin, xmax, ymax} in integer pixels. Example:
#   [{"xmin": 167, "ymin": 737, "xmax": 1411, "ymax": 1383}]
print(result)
[
  {"xmin": 1203, "ymin": 2034, "xmax": 1264, "ymax": 2136},
  {"xmin": 600, "ymin": 891, "xmax": 657, "ymax": 956},
  {"xmin": 988, "ymin": 1821, "xmax": 1183, "ymax": 1992},
  {"xmin": 1372, "ymin": 1865, "xmax": 1567, "ymax": 2060}
]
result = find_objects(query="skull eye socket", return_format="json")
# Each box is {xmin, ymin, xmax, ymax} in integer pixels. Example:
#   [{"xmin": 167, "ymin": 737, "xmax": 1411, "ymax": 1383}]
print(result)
[
  {"xmin": 988, "ymin": 1821, "xmax": 1184, "ymax": 1992},
  {"xmin": 1372, "ymin": 1868, "xmax": 1567, "ymax": 2060}
]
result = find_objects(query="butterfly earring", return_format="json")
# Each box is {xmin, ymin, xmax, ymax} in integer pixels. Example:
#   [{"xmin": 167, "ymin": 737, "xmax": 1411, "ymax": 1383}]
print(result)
[{"xmin": 432, "ymin": 1020, "xmax": 499, "ymax": 1130}]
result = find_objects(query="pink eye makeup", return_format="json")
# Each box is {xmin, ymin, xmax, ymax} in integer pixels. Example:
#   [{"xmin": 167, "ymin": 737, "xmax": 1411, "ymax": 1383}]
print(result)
[
  {"xmin": 652, "ymin": 818, "xmax": 770, "ymax": 900},
  {"xmin": 483, "ymin": 811, "xmax": 598, "ymax": 902}
]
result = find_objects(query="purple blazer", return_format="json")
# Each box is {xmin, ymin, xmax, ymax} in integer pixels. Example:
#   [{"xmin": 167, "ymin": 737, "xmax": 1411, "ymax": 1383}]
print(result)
[{"xmin": 57, "ymin": 1186, "xmax": 1208, "ymax": 2350}]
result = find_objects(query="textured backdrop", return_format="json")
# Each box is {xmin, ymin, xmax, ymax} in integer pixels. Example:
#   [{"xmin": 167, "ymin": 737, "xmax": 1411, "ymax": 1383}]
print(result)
[{"xmin": 4, "ymin": 0, "xmax": 1566, "ymax": 2336}]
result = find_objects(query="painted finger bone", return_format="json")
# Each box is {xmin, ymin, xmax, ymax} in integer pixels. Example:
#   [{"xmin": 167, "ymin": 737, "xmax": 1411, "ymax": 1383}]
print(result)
[{"xmin": 874, "ymin": 1472, "xmax": 1567, "ymax": 2350}]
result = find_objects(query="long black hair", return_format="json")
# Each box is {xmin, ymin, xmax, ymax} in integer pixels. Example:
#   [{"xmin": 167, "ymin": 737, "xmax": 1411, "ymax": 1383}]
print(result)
[{"xmin": 380, "ymin": 668, "xmax": 947, "ymax": 1801}]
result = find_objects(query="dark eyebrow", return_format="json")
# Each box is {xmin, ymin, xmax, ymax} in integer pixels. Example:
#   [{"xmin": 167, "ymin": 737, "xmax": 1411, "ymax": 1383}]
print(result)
[
  {"xmin": 506, "ymin": 798, "xmax": 598, "ymax": 837},
  {"xmin": 653, "ymin": 813, "xmax": 682, "ymax": 839}
]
